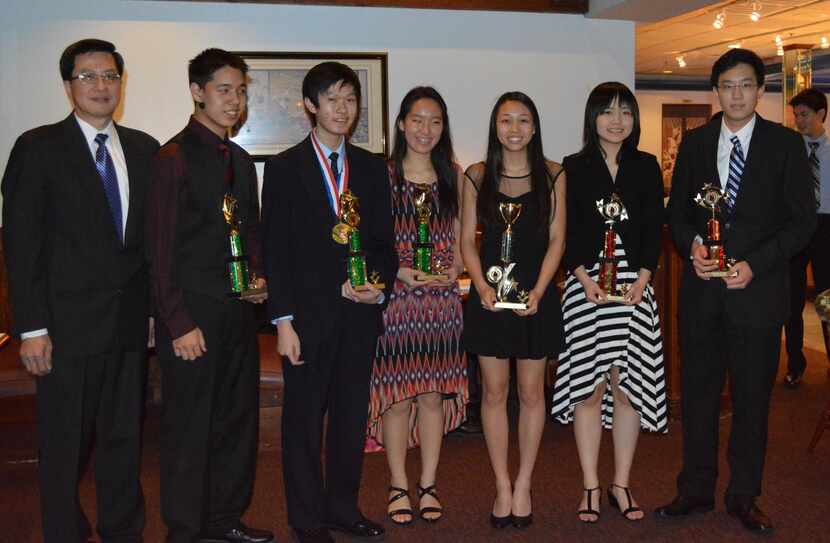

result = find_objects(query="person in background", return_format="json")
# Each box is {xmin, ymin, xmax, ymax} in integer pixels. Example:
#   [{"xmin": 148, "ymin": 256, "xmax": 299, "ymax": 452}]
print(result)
[
  {"xmin": 784, "ymin": 88, "xmax": 830, "ymax": 388},
  {"xmin": 551, "ymin": 81, "xmax": 666, "ymax": 524}
]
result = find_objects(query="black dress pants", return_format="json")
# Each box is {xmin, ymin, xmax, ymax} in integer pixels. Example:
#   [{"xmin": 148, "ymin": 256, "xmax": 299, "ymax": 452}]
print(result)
[
  {"xmin": 281, "ymin": 305, "xmax": 378, "ymax": 531},
  {"xmin": 678, "ymin": 304, "xmax": 781, "ymax": 504},
  {"xmin": 37, "ymin": 348, "xmax": 146, "ymax": 543},
  {"xmin": 158, "ymin": 294, "xmax": 260, "ymax": 543},
  {"xmin": 785, "ymin": 213, "xmax": 830, "ymax": 375}
]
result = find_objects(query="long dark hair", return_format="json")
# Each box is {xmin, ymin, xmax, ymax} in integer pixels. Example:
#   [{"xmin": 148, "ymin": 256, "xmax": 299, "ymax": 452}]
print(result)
[
  {"xmin": 389, "ymin": 86, "xmax": 458, "ymax": 218},
  {"xmin": 477, "ymin": 91, "xmax": 553, "ymax": 230},
  {"xmin": 577, "ymin": 81, "xmax": 641, "ymax": 163}
]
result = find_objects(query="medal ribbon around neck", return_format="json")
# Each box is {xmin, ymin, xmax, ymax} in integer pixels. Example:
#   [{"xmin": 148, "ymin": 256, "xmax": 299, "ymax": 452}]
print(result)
[{"xmin": 311, "ymin": 129, "xmax": 350, "ymax": 217}]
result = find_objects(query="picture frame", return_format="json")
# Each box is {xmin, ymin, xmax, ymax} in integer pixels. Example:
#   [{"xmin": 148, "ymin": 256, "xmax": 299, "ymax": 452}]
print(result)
[
  {"xmin": 661, "ymin": 104, "xmax": 712, "ymax": 190},
  {"xmin": 231, "ymin": 51, "xmax": 389, "ymax": 160}
]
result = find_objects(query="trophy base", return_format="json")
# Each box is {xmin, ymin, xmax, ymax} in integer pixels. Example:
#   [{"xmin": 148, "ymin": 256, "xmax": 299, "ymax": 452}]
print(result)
[
  {"xmin": 605, "ymin": 294, "xmax": 627, "ymax": 303},
  {"xmin": 228, "ymin": 286, "xmax": 268, "ymax": 300},
  {"xmin": 494, "ymin": 301, "xmax": 528, "ymax": 310},
  {"xmin": 706, "ymin": 270, "xmax": 737, "ymax": 278},
  {"xmin": 355, "ymin": 283, "xmax": 386, "ymax": 291},
  {"xmin": 416, "ymin": 273, "xmax": 449, "ymax": 282}
]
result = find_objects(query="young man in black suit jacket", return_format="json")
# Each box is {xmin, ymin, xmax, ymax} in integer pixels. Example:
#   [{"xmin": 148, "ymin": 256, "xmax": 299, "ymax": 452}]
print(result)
[
  {"xmin": 262, "ymin": 62, "xmax": 397, "ymax": 543},
  {"xmin": 146, "ymin": 49, "xmax": 272, "ymax": 543},
  {"xmin": 1, "ymin": 39, "xmax": 159, "ymax": 543},
  {"xmin": 658, "ymin": 48, "xmax": 815, "ymax": 534}
]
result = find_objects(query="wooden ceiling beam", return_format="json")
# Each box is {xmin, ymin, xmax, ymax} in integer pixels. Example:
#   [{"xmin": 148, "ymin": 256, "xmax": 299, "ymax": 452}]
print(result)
[{"xmin": 145, "ymin": 0, "xmax": 588, "ymax": 14}]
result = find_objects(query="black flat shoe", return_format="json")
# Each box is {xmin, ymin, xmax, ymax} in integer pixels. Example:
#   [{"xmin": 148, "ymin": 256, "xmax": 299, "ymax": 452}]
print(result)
[
  {"xmin": 607, "ymin": 484, "xmax": 643, "ymax": 521},
  {"xmin": 578, "ymin": 486, "xmax": 601, "ymax": 523},
  {"xmin": 201, "ymin": 522, "xmax": 274, "ymax": 542},
  {"xmin": 511, "ymin": 513, "xmax": 532, "ymax": 529},
  {"xmin": 417, "ymin": 483, "xmax": 443, "ymax": 523},
  {"xmin": 387, "ymin": 486, "xmax": 414, "ymax": 526},
  {"xmin": 323, "ymin": 517, "xmax": 385, "ymax": 541},
  {"xmin": 654, "ymin": 495, "xmax": 714, "ymax": 518},
  {"xmin": 728, "ymin": 502, "xmax": 774, "ymax": 534},
  {"xmin": 489, "ymin": 512, "xmax": 512, "ymax": 529}
]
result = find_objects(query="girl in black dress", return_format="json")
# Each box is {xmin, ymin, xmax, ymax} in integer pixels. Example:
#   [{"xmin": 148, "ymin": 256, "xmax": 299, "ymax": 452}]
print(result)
[{"xmin": 460, "ymin": 92, "xmax": 566, "ymax": 529}]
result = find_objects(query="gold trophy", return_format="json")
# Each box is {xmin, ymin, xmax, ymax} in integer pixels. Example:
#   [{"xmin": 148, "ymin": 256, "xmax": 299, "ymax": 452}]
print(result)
[
  {"xmin": 411, "ymin": 184, "xmax": 449, "ymax": 281},
  {"xmin": 333, "ymin": 190, "xmax": 385, "ymax": 291},
  {"xmin": 223, "ymin": 195, "xmax": 266, "ymax": 300},
  {"xmin": 486, "ymin": 202, "xmax": 529, "ymax": 310},
  {"xmin": 694, "ymin": 183, "xmax": 736, "ymax": 277},
  {"xmin": 596, "ymin": 193, "xmax": 629, "ymax": 302}
]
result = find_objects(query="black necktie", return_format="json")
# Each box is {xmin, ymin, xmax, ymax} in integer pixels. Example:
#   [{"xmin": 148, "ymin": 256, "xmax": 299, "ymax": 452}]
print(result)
[
  {"xmin": 329, "ymin": 151, "xmax": 340, "ymax": 183},
  {"xmin": 809, "ymin": 141, "xmax": 820, "ymax": 208}
]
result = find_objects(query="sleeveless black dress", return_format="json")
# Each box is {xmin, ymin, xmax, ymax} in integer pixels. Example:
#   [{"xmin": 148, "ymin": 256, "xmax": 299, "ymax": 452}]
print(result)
[{"xmin": 462, "ymin": 181, "xmax": 564, "ymax": 359}]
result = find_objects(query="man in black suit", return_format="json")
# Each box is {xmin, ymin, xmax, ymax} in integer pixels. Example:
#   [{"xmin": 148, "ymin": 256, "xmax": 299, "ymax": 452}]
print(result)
[
  {"xmin": 658, "ymin": 48, "xmax": 815, "ymax": 534},
  {"xmin": 1, "ymin": 39, "xmax": 159, "ymax": 543},
  {"xmin": 146, "ymin": 49, "xmax": 273, "ymax": 543},
  {"xmin": 262, "ymin": 62, "xmax": 397, "ymax": 543}
]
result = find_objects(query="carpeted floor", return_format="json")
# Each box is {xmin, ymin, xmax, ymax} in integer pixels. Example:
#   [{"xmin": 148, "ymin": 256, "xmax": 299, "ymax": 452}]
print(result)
[{"xmin": 2, "ymin": 345, "xmax": 829, "ymax": 543}]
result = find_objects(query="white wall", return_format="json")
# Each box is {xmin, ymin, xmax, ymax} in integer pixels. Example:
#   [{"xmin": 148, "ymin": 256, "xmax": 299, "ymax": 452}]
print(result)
[
  {"xmin": 635, "ymin": 89, "xmax": 826, "ymax": 159},
  {"xmin": 0, "ymin": 0, "xmax": 635, "ymax": 220}
]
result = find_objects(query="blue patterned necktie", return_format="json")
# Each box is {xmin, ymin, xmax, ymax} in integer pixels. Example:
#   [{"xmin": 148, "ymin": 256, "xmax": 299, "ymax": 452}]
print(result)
[
  {"xmin": 809, "ymin": 141, "xmax": 820, "ymax": 208},
  {"xmin": 94, "ymin": 133, "xmax": 123, "ymax": 243},
  {"xmin": 725, "ymin": 135, "xmax": 745, "ymax": 212}
]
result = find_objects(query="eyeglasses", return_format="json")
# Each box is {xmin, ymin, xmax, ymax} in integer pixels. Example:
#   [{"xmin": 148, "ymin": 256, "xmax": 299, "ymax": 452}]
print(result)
[
  {"xmin": 70, "ymin": 71, "xmax": 122, "ymax": 85},
  {"xmin": 717, "ymin": 82, "xmax": 758, "ymax": 92}
]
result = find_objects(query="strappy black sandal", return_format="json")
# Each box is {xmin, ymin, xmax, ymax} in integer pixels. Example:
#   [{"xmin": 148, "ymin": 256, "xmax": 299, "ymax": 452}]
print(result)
[
  {"xmin": 387, "ymin": 486, "xmax": 414, "ymax": 526},
  {"xmin": 578, "ymin": 486, "xmax": 601, "ymax": 523},
  {"xmin": 417, "ymin": 483, "xmax": 444, "ymax": 523},
  {"xmin": 607, "ymin": 483, "xmax": 643, "ymax": 521}
]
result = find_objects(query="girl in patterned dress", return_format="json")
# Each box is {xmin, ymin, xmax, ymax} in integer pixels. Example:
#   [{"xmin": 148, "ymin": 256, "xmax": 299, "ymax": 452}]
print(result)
[
  {"xmin": 366, "ymin": 87, "xmax": 468, "ymax": 525},
  {"xmin": 551, "ymin": 82, "xmax": 667, "ymax": 523}
]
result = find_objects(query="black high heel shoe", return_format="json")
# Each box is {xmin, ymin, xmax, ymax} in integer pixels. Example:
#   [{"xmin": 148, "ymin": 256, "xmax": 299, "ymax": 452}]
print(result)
[
  {"xmin": 417, "ymin": 483, "xmax": 443, "ymax": 523},
  {"xmin": 578, "ymin": 487, "xmax": 601, "ymax": 523},
  {"xmin": 489, "ymin": 512, "xmax": 512, "ymax": 529},
  {"xmin": 511, "ymin": 490, "xmax": 533, "ymax": 529},
  {"xmin": 607, "ymin": 484, "xmax": 643, "ymax": 521},
  {"xmin": 387, "ymin": 486, "xmax": 414, "ymax": 526}
]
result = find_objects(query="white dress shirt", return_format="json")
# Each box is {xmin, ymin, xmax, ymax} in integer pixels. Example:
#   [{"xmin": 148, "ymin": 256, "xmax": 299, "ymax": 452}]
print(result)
[
  {"xmin": 21, "ymin": 114, "xmax": 131, "ymax": 340},
  {"xmin": 716, "ymin": 113, "xmax": 756, "ymax": 189}
]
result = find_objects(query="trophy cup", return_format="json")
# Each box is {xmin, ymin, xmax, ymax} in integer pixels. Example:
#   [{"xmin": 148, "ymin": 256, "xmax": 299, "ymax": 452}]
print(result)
[
  {"xmin": 333, "ymin": 190, "xmax": 385, "ymax": 291},
  {"xmin": 596, "ymin": 193, "xmax": 630, "ymax": 302},
  {"xmin": 485, "ymin": 202, "xmax": 529, "ymax": 310},
  {"xmin": 223, "ymin": 195, "xmax": 266, "ymax": 300},
  {"xmin": 411, "ymin": 184, "xmax": 449, "ymax": 281},
  {"xmin": 694, "ymin": 183, "xmax": 736, "ymax": 277}
]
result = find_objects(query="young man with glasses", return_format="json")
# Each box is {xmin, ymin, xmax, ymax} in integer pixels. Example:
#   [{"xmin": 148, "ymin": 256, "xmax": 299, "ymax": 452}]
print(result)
[
  {"xmin": 784, "ymin": 88, "xmax": 830, "ymax": 388},
  {"xmin": 1, "ymin": 39, "xmax": 159, "ymax": 543},
  {"xmin": 659, "ymin": 48, "xmax": 815, "ymax": 534}
]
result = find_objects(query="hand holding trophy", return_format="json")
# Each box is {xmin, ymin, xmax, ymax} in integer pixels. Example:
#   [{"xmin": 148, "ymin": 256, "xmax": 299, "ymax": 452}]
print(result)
[
  {"xmin": 223, "ymin": 195, "xmax": 267, "ymax": 301},
  {"xmin": 694, "ymin": 183, "xmax": 736, "ymax": 277},
  {"xmin": 412, "ymin": 184, "xmax": 449, "ymax": 281},
  {"xmin": 485, "ymin": 202, "xmax": 529, "ymax": 310},
  {"xmin": 596, "ymin": 193, "xmax": 629, "ymax": 302},
  {"xmin": 333, "ymin": 190, "xmax": 385, "ymax": 291}
]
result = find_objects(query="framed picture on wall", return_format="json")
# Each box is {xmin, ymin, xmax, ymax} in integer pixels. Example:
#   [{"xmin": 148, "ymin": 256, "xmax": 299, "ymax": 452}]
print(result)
[
  {"xmin": 661, "ymin": 104, "xmax": 712, "ymax": 189},
  {"xmin": 231, "ymin": 51, "xmax": 389, "ymax": 160}
]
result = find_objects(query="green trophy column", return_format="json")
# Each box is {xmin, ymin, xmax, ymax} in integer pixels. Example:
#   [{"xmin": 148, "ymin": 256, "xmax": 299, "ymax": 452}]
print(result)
[
  {"xmin": 227, "ymin": 229, "xmax": 249, "ymax": 296},
  {"xmin": 348, "ymin": 229, "xmax": 367, "ymax": 287},
  {"xmin": 414, "ymin": 222, "xmax": 432, "ymax": 274}
]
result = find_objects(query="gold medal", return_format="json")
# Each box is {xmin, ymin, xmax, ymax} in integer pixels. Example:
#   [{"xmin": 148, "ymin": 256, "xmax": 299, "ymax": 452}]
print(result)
[{"xmin": 332, "ymin": 222, "xmax": 351, "ymax": 244}]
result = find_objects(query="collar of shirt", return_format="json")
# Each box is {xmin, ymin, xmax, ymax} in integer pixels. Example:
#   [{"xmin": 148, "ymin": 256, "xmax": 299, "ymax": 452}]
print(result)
[
  {"xmin": 716, "ymin": 113, "xmax": 756, "ymax": 188},
  {"xmin": 187, "ymin": 115, "xmax": 231, "ymax": 153},
  {"xmin": 74, "ymin": 113, "xmax": 120, "ymax": 158},
  {"xmin": 312, "ymin": 128, "xmax": 346, "ymax": 175},
  {"xmin": 805, "ymin": 131, "xmax": 827, "ymax": 149}
]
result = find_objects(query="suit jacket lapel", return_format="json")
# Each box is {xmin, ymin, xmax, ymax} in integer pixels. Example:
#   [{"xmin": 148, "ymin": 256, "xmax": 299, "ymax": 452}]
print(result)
[
  {"xmin": 117, "ymin": 124, "xmax": 141, "ymax": 247},
  {"xmin": 732, "ymin": 115, "xmax": 765, "ymax": 213},
  {"xmin": 61, "ymin": 115, "xmax": 121, "ymax": 245},
  {"xmin": 702, "ymin": 115, "xmax": 721, "ymax": 186}
]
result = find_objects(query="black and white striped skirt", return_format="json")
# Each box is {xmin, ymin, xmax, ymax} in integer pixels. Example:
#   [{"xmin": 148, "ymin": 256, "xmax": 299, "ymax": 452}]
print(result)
[{"xmin": 551, "ymin": 236, "xmax": 667, "ymax": 433}]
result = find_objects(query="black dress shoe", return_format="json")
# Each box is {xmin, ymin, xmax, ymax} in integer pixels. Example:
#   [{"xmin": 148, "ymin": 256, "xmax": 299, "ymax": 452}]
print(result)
[
  {"xmin": 323, "ymin": 517, "xmax": 385, "ymax": 541},
  {"xmin": 291, "ymin": 527, "xmax": 333, "ymax": 543},
  {"xmin": 201, "ymin": 523, "xmax": 274, "ymax": 543},
  {"xmin": 784, "ymin": 371, "xmax": 804, "ymax": 389},
  {"xmin": 728, "ymin": 503, "xmax": 774, "ymax": 534},
  {"xmin": 654, "ymin": 495, "xmax": 714, "ymax": 518}
]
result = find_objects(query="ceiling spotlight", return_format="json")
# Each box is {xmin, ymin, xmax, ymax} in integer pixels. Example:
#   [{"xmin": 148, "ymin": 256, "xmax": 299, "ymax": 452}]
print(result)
[
  {"xmin": 749, "ymin": 2, "xmax": 762, "ymax": 22},
  {"xmin": 822, "ymin": 37, "xmax": 830, "ymax": 49},
  {"xmin": 676, "ymin": 55, "xmax": 687, "ymax": 68},
  {"xmin": 728, "ymin": 42, "xmax": 741, "ymax": 49},
  {"xmin": 713, "ymin": 11, "xmax": 726, "ymax": 29},
  {"xmin": 775, "ymin": 34, "xmax": 783, "ymax": 45}
]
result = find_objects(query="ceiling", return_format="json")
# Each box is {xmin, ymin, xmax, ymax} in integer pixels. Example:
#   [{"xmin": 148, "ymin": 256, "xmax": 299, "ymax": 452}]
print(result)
[{"xmin": 635, "ymin": 0, "xmax": 830, "ymax": 77}]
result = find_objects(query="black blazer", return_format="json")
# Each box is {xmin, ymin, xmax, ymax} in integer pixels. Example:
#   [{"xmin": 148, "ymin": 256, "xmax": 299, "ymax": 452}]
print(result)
[
  {"xmin": 2, "ymin": 114, "xmax": 160, "ymax": 355},
  {"xmin": 667, "ymin": 113, "xmax": 816, "ymax": 326},
  {"xmin": 564, "ymin": 148, "xmax": 665, "ymax": 274},
  {"xmin": 261, "ymin": 136, "xmax": 397, "ymax": 362}
]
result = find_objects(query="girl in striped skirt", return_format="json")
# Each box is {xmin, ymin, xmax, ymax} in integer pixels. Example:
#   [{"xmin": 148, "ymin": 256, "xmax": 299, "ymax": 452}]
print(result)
[{"xmin": 551, "ymin": 82, "xmax": 667, "ymax": 524}]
